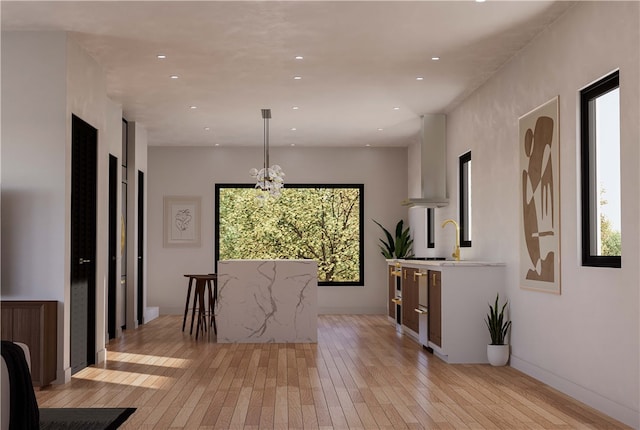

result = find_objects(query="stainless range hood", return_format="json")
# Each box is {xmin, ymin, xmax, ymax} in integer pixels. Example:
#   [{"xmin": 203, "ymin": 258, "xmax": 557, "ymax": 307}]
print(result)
[{"xmin": 402, "ymin": 114, "xmax": 449, "ymax": 208}]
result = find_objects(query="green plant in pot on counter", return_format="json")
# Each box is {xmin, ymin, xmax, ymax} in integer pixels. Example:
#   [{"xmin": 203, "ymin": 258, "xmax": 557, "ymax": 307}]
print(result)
[
  {"xmin": 485, "ymin": 293, "xmax": 512, "ymax": 366},
  {"xmin": 373, "ymin": 219, "xmax": 414, "ymax": 258}
]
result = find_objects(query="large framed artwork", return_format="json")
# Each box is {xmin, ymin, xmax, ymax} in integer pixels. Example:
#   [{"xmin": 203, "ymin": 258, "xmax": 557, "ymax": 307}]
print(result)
[
  {"xmin": 519, "ymin": 96, "xmax": 560, "ymax": 294},
  {"xmin": 163, "ymin": 196, "xmax": 201, "ymax": 247}
]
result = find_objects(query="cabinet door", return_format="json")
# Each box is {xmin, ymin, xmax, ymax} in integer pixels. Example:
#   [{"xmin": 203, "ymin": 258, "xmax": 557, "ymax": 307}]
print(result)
[
  {"xmin": 402, "ymin": 267, "xmax": 419, "ymax": 333},
  {"xmin": 388, "ymin": 265, "xmax": 395, "ymax": 319},
  {"xmin": 428, "ymin": 270, "xmax": 442, "ymax": 347},
  {"xmin": 1, "ymin": 308, "xmax": 12, "ymax": 340},
  {"xmin": 1, "ymin": 301, "xmax": 57, "ymax": 387}
]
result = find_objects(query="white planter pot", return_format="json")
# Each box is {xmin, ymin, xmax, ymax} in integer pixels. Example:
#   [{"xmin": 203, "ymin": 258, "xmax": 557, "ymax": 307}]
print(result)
[{"xmin": 487, "ymin": 344, "xmax": 509, "ymax": 366}]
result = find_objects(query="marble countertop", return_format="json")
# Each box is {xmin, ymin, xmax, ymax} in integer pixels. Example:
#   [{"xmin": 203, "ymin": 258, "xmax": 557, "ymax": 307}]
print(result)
[{"xmin": 386, "ymin": 259, "xmax": 505, "ymax": 267}]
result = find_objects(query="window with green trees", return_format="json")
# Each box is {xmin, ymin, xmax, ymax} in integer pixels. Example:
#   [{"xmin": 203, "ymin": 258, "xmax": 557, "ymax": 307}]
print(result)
[
  {"xmin": 215, "ymin": 184, "xmax": 364, "ymax": 286},
  {"xmin": 580, "ymin": 70, "xmax": 621, "ymax": 268}
]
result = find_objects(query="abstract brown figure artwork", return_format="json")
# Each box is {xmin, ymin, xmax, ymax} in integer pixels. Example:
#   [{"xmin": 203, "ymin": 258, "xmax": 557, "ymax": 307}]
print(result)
[{"xmin": 519, "ymin": 97, "xmax": 560, "ymax": 293}]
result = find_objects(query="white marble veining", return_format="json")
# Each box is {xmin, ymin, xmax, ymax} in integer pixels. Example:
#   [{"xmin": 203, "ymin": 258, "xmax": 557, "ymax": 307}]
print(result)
[{"xmin": 216, "ymin": 260, "xmax": 317, "ymax": 343}]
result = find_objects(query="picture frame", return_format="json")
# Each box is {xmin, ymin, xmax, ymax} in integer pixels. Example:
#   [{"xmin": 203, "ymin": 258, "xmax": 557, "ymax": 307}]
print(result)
[
  {"xmin": 519, "ymin": 96, "xmax": 561, "ymax": 294},
  {"xmin": 163, "ymin": 196, "xmax": 201, "ymax": 247}
]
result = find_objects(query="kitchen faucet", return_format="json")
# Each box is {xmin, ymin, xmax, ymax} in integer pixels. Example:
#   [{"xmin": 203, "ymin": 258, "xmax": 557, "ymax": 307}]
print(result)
[{"xmin": 441, "ymin": 219, "xmax": 461, "ymax": 261}]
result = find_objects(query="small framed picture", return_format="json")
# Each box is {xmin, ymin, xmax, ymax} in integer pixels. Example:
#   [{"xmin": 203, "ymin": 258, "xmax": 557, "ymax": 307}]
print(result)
[{"xmin": 163, "ymin": 196, "xmax": 201, "ymax": 247}]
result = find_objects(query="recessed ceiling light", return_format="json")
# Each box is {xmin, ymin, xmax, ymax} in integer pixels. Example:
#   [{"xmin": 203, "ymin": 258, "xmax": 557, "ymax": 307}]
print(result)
[
  {"xmin": 157, "ymin": 54, "xmax": 166, "ymax": 59},
  {"xmin": 377, "ymin": 128, "xmax": 384, "ymax": 131},
  {"xmin": 291, "ymin": 128, "xmax": 297, "ymax": 131},
  {"xmin": 214, "ymin": 143, "xmax": 220, "ymax": 147},
  {"xmin": 189, "ymin": 106, "xmax": 197, "ymax": 109},
  {"xmin": 431, "ymin": 56, "xmax": 440, "ymax": 61},
  {"xmin": 476, "ymin": 0, "xmax": 486, "ymax": 3},
  {"xmin": 170, "ymin": 75, "xmax": 179, "ymax": 79},
  {"xmin": 365, "ymin": 144, "xmax": 371, "ymax": 147},
  {"xmin": 295, "ymin": 56, "xmax": 304, "ymax": 60},
  {"xmin": 292, "ymin": 106, "xmax": 299, "ymax": 110},
  {"xmin": 416, "ymin": 77, "xmax": 424, "ymax": 81},
  {"xmin": 294, "ymin": 76, "xmax": 302, "ymax": 80},
  {"xmin": 393, "ymin": 107, "xmax": 400, "ymax": 110},
  {"xmin": 204, "ymin": 127, "xmax": 211, "ymax": 131},
  {"xmin": 290, "ymin": 143, "xmax": 296, "ymax": 147}
]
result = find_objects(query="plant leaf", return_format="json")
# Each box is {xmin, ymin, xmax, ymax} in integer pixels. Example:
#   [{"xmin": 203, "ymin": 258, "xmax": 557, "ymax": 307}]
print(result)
[
  {"xmin": 486, "ymin": 293, "xmax": 511, "ymax": 345},
  {"xmin": 373, "ymin": 219, "xmax": 395, "ymax": 257}
]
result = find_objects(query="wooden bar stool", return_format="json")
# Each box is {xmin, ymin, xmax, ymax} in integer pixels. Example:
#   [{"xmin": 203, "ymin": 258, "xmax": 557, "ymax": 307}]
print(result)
[
  {"xmin": 181, "ymin": 275, "xmax": 195, "ymax": 332},
  {"xmin": 183, "ymin": 274, "xmax": 217, "ymax": 339}
]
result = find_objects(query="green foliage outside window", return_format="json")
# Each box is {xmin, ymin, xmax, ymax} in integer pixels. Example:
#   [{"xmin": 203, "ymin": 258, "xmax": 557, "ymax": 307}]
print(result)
[
  {"xmin": 216, "ymin": 185, "xmax": 363, "ymax": 285},
  {"xmin": 600, "ymin": 214, "xmax": 621, "ymax": 256},
  {"xmin": 599, "ymin": 189, "xmax": 621, "ymax": 256}
]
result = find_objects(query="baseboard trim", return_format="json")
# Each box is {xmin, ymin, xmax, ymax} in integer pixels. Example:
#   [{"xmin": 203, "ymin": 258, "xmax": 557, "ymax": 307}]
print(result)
[
  {"xmin": 96, "ymin": 348, "xmax": 106, "ymax": 365},
  {"xmin": 60, "ymin": 366, "xmax": 72, "ymax": 384},
  {"xmin": 144, "ymin": 306, "xmax": 160, "ymax": 323},
  {"xmin": 510, "ymin": 355, "xmax": 639, "ymax": 429}
]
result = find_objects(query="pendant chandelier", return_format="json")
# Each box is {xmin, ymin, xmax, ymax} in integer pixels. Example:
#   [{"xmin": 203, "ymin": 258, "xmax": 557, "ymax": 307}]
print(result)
[{"xmin": 249, "ymin": 109, "xmax": 285, "ymax": 200}]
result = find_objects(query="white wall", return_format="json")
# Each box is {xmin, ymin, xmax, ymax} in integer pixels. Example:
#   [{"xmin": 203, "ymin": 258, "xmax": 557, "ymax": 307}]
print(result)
[
  {"xmin": 147, "ymin": 146, "xmax": 407, "ymax": 315},
  {"xmin": 125, "ymin": 122, "xmax": 148, "ymax": 329},
  {"xmin": 1, "ymin": 32, "xmax": 69, "ymax": 382},
  {"xmin": 1, "ymin": 32, "xmax": 67, "ymax": 300},
  {"xmin": 440, "ymin": 2, "xmax": 639, "ymax": 427},
  {"xmin": 66, "ymin": 34, "xmax": 114, "ymax": 371},
  {"xmin": 105, "ymin": 100, "xmax": 124, "ymax": 338},
  {"xmin": 1, "ymin": 32, "xmax": 126, "ymax": 382}
]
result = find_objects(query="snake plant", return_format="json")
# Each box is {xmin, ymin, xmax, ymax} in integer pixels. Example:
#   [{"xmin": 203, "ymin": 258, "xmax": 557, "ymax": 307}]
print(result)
[
  {"xmin": 373, "ymin": 219, "xmax": 414, "ymax": 259},
  {"xmin": 485, "ymin": 293, "xmax": 512, "ymax": 345}
]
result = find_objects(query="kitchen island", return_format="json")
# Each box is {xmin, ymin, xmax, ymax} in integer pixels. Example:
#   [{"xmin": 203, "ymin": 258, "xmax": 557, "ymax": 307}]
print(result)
[{"xmin": 216, "ymin": 259, "xmax": 318, "ymax": 343}]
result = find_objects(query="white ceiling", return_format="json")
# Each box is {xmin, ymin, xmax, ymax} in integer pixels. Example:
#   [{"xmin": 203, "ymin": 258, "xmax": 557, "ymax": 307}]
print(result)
[{"xmin": 1, "ymin": 1, "xmax": 574, "ymax": 148}]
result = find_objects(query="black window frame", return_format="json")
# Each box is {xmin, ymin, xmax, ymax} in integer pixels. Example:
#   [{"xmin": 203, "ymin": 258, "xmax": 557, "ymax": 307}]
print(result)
[
  {"xmin": 580, "ymin": 70, "xmax": 621, "ymax": 268},
  {"xmin": 215, "ymin": 183, "xmax": 365, "ymax": 286},
  {"xmin": 427, "ymin": 208, "xmax": 435, "ymax": 249},
  {"xmin": 459, "ymin": 151, "xmax": 472, "ymax": 248}
]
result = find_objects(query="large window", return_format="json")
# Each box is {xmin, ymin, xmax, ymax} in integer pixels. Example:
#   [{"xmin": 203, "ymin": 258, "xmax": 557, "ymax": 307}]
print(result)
[
  {"xmin": 215, "ymin": 184, "xmax": 364, "ymax": 286},
  {"xmin": 459, "ymin": 151, "xmax": 472, "ymax": 247},
  {"xmin": 580, "ymin": 70, "xmax": 621, "ymax": 268}
]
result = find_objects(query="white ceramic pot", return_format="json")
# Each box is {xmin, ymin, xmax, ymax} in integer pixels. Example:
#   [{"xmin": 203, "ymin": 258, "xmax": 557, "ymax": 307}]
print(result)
[{"xmin": 487, "ymin": 344, "xmax": 510, "ymax": 366}]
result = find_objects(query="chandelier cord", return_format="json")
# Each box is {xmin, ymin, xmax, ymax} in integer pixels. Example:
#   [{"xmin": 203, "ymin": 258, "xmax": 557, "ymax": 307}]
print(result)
[{"xmin": 264, "ymin": 113, "xmax": 269, "ymax": 181}]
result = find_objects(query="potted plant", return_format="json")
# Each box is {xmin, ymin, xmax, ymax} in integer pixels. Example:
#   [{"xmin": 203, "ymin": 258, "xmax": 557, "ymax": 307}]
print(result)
[
  {"xmin": 485, "ymin": 293, "xmax": 512, "ymax": 366},
  {"xmin": 373, "ymin": 219, "xmax": 414, "ymax": 258}
]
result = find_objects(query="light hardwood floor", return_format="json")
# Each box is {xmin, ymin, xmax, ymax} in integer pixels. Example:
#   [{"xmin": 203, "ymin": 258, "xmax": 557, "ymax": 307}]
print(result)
[{"xmin": 37, "ymin": 315, "xmax": 630, "ymax": 429}]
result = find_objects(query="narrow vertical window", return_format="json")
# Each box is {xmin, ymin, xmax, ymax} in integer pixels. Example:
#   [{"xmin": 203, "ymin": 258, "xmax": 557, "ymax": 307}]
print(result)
[
  {"xmin": 427, "ymin": 208, "xmax": 435, "ymax": 248},
  {"xmin": 580, "ymin": 71, "xmax": 621, "ymax": 267},
  {"xmin": 459, "ymin": 151, "xmax": 472, "ymax": 247}
]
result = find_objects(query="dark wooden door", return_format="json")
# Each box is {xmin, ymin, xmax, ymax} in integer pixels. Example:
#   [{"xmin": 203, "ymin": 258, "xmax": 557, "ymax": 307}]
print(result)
[
  {"xmin": 428, "ymin": 270, "xmax": 442, "ymax": 347},
  {"xmin": 108, "ymin": 155, "xmax": 118, "ymax": 339},
  {"xmin": 137, "ymin": 170, "xmax": 144, "ymax": 325},
  {"xmin": 402, "ymin": 267, "xmax": 419, "ymax": 333},
  {"xmin": 70, "ymin": 114, "xmax": 97, "ymax": 374}
]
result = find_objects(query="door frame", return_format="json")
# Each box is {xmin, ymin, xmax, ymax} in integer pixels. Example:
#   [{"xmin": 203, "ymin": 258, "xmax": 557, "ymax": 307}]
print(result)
[
  {"xmin": 70, "ymin": 113, "xmax": 97, "ymax": 373},
  {"xmin": 108, "ymin": 154, "xmax": 118, "ymax": 339}
]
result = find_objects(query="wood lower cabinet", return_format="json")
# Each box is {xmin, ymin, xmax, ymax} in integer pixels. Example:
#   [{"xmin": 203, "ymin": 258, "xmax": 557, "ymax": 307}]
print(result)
[
  {"xmin": 388, "ymin": 265, "xmax": 395, "ymax": 319},
  {"xmin": 1, "ymin": 301, "xmax": 57, "ymax": 386},
  {"xmin": 428, "ymin": 270, "xmax": 442, "ymax": 347},
  {"xmin": 401, "ymin": 267, "xmax": 419, "ymax": 333},
  {"xmin": 386, "ymin": 262, "xmax": 505, "ymax": 363}
]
